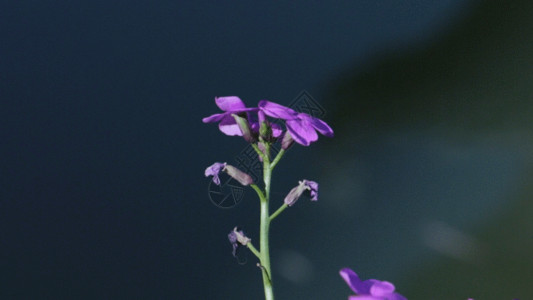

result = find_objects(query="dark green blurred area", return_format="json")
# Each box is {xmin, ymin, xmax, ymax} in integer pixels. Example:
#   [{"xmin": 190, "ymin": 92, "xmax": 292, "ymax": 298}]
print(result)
[
  {"xmin": 330, "ymin": 2, "xmax": 533, "ymax": 134},
  {"xmin": 324, "ymin": 0, "xmax": 533, "ymax": 298}
]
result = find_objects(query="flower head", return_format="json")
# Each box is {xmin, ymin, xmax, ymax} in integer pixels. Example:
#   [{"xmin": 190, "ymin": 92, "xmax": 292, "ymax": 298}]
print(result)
[
  {"xmin": 340, "ymin": 268, "xmax": 406, "ymax": 300},
  {"xmin": 258, "ymin": 100, "xmax": 334, "ymax": 146},
  {"xmin": 202, "ymin": 96, "xmax": 258, "ymax": 136},
  {"xmin": 284, "ymin": 180, "xmax": 319, "ymax": 206},
  {"xmin": 205, "ymin": 162, "xmax": 253, "ymax": 186}
]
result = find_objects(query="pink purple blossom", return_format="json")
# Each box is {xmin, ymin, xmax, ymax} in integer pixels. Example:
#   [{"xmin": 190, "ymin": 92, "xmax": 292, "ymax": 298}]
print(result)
[
  {"xmin": 340, "ymin": 268, "xmax": 406, "ymax": 300},
  {"xmin": 258, "ymin": 100, "xmax": 334, "ymax": 146},
  {"xmin": 202, "ymin": 96, "xmax": 258, "ymax": 136}
]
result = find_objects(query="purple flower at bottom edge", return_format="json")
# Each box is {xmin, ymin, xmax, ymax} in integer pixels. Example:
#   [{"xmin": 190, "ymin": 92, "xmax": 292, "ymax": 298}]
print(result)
[
  {"xmin": 258, "ymin": 100, "xmax": 333, "ymax": 146},
  {"xmin": 202, "ymin": 96, "xmax": 258, "ymax": 136},
  {"xmin": 340, "ymin": 268, "xmax": 407, "ymax": 300}
]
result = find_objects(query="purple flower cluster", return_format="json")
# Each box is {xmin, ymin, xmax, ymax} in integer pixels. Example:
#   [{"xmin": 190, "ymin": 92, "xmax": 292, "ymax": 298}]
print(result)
[
  {"xmin": 340, "ymin": 268, "xmax": 406, "ymax": 300},
  {"xmin": 203, "ymin": 96, "xmax": 333, "ymax": 146}
]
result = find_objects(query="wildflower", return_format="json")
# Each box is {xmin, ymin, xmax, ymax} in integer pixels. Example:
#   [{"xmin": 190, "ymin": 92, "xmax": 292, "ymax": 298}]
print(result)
[
  {"xmin": 340, "ymin": 268, "xmax": 406, "ymax": 300},
  {"xmin": 202, "ymin": 96, "xmax": 258, "ymax": 137},
  {"xmin": 205, "ymin": 162, "xmax": 253, "ymax": 186},
  {"xmin": 284, "ymin": 180, "xmax": 319, "ymax": 206},
  {"xmin": 258, "ymin": 100, "xmax": 334, "ymax": 146}
]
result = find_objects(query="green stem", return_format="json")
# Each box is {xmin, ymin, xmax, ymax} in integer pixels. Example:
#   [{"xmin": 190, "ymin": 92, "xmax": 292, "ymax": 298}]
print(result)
[
  {"xmin": 269, "ymin": 203, "xmax": 288, "ymax": 222},
  {"xmin": 246, "ymin": 241, "xmax": 261, "ymax": 260},
  {"xmin": 251, "ymin": 143, "xmax": 266, "ymax": 161},
  {"xmin": 250, "ymin": 184, "xmax": 265, "ymax": 201},
  {"xmin": 270, "ymin": 149, "xmax": 285, "ymax": 171},
  {"xmin": 259, "ymin": 143, "xmax": 274, "ymax": 300}
]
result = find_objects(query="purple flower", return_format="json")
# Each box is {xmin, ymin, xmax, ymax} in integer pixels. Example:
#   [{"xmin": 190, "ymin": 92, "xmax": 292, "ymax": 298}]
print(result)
[
  {"xmin": 284, "ymin": 180, "xmax": 319, "ymax": 206},
  {"xmin": 204, "ymin": 162, "xmax": 226, "ymax": 185},
  {"xmin": 202, "ymin": 96, "xmax": 258, "ymax": 136},
  {"xmin": 340, "ymin": 268, "xmax": 406, "ymax": 300},
  {"xmin": 258, "ymin": 100, "xmax": 334, "ymax": 146},
  {"xmin": 205, "ymin": 162, "xmax": 253, "ymax": 186},
  {"xmin": 228, "ymin": 227, "xmax": 250, "ymax": 257}
]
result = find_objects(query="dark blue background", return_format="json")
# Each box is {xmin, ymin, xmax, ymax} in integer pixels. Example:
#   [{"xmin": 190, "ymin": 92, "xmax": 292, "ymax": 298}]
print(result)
[{"xmin": 2, "ymin": 1, "xmax": 532, "ymax": 299}]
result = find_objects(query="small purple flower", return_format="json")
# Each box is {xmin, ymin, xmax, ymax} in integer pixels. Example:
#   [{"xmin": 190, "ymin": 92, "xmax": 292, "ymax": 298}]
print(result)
[
  {"xmin": 284, "ymin": 180, "xmax": 319, "ymax": 206},
  {"xmin": 204, "ymin": 162, "xmax": 226, "ymax": 185},
  {"xmin": 205, "ymin": 162, "xmax": 253, "ymax": 186},
  {"xmin": 202, "ymin": 96, "xmax": 258, "ymax": 136},
  {"xmin": 228, "ymin": 227, "xmax": 250, "ymax": 257},
  {"xmin": 340, "ymin": 268, "xmax": 407, "ymax": 300},
  {"xmin": 258, "ymin": 100, "xmax": 334, "ymax": 146}
]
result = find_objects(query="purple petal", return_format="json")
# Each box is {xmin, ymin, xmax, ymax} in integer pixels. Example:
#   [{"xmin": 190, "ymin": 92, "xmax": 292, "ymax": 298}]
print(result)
[
  {"xmin": 215, "ymin": 96, "xmax": 246, "ymax": 111},
  {"xmin": 304, "ymin": 180, "xmax": 319, "ymax": 201},
  {"xmin": 258, "ymin": 110, "xmax": 267, "ymax": 124},
  {"xmin": 250, "ymin": 122, "xmax": 259, "ymax": 133},
  {"xmin": 389, "ymin": 294, "xmax": 408, "ymax": 300},
  {"xmin": 202, "ymin": 112, "xmax": 226, "ymax": 123},
  {"xmin": 340, "ymin": 268, "xmax": 367, "ymax": 295},
  {"xmin": 258, "ymin": 100, "xmax": 298, "ymax": 120},
  {"xmin": 205, "ymin": 162, "xmax": 226, "ymax": 185},
  {"xmin": 306, "ymin": 114, "xmax": 334, "ymax": 137},
  {"xmin": 370, "ymin": 281, "xmax": 395, "ymax": 296},
  {"xmin": 228, "ymin": 230, "xmax": 238, "ymax": 243},
  {"xmin": 218, "ymin": 115, "xmax": 243, "ymax": 136},
  {"xmin": 271, "ymin": 123, "xmax": 283, "ymax": 138},
  {"xmin": 286, "ymin": 119, "xmax": 318, "ymax": 146},
  {"xmin": 228, "ymin": 230, "xmax": 239, "ymax": 257}
]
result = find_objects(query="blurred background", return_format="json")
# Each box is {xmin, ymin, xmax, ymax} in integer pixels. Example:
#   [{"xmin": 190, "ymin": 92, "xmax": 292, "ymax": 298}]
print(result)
[{"xmin": 1, "ymin": 1, "xmax": 532, "ymax": 299}]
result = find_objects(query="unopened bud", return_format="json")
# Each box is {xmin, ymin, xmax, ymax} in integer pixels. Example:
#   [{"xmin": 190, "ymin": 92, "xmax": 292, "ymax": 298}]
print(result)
[
  {"xmin": 232, "ymin": 113, "xmax": 256, "ymax": 143},
  {"xmin": 283, "ymin": 180, "xmax": 319, "ymax": 206},
  {"xmin": 224, "ymin": 164, "xmax": 253, "ymax": 186},
  {"xmin": 281, "ymin": 131, "xmax": 294, "ymax": 150}
]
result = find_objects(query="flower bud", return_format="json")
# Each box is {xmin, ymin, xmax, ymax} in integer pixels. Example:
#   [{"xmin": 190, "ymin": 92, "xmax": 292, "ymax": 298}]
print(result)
[
  {"xmin": 283, "ymin": 180, "xmax": 319, "ymax": 206},
  {"xmin": 281, "ymin": 131, "xmax": 294, "ymax": 150},
  {"xmin": 232, "ymin": 113, "xmax": 256, "ymax": 143},
  {"xmin": 224, "ymin": 164, "xmax": 253, "ymax": 186},
  {"xmin": 205, "ymin": 162, "xmax": 253, "ymax": 186}
]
